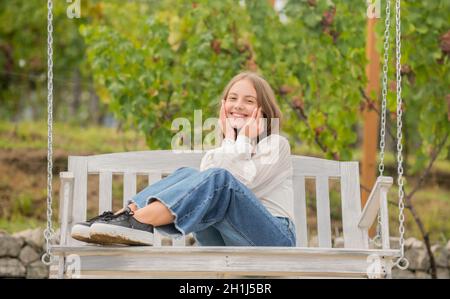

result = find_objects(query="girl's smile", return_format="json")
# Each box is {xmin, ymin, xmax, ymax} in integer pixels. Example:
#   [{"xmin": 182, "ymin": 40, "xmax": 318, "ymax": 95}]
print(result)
[{"xmin": 225, "ymin": 79, "xmax": 258, "ymax": 129}]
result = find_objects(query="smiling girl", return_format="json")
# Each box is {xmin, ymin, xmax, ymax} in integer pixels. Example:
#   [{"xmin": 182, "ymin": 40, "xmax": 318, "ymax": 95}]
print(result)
[{"xmin": 71, "ymin": 71, "xmax": 296, "ymax": 247}]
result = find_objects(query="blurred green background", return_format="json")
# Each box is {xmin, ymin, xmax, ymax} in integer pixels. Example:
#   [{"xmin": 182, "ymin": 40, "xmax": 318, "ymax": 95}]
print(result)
[{"xmin": 0, "ymin": 1, "xmax": 449, "ymax": 246}]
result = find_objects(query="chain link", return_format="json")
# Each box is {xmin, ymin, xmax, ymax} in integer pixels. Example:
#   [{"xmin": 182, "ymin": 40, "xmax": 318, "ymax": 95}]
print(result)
[
  {"xmin": 393, "ymin": 0, "xmax": 409, "ymax": 270},
  {"xmin": 42, "ymin": 0, "xmax": 55, "ymax": 266},
  {"xmin": 373, "ymin": 1, "xmax": 409, "ymax": 271},
  {"xmin": 371, "ymin": 0, "xmax": 391, "ymax": 249},
  {"xmin": 378, "ymin": 0, "xmax": 391, "ymax": 177}
]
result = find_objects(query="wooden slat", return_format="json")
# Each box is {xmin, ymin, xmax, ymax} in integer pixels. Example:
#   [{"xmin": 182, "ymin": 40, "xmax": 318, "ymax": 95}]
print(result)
[
  {"xmin": 59, "ymin": 172, "xmax": 74, "ymax": 247},
  {"xmin": 172, "ymin": 237, "xmax": 186, "ymax": 247},
  {"xmin": 379, "ymin": 186, "xmax": 390, "ymax": 249},
  {"xmin": 68, "ymin": 157, "xmax": 88, "ymax": 223},
  {"xmin": 87, "ymin": 151, "xmax": 341, "ymax": 178},
  {"xmin": 340, "ymin": 162, "xmax": 367, "ymax": 249},
  {"xmin": 148, "ymin": 172, "xmax": 162, "ymax": 185},
  {"xmin": 88, "ymin": 151, "xmax": 203, "ymax": 174},
  {"xmin": 57, "ymin": 257, "xmax": 65, "ymax": 279},
  {"xmin": 52, "ymin": 245, "xmax": 401, "ymax": 256},
  {"xmin": 58, "ymin": 176, "xmax": 65, "ymax": 225},
  {"xmin": 68, "ymin": 157, "xmax": 88, "ymax": 247},
  {"xmin": 293, "ymin": 175, "xmax": 308, "ymax": 247},
  {"xmin": 73, "ymin": 255, "xmax": 373, "ymax": 277},
  {"xmin": 152, "ymin": 231, "xmax": 162, "ymax": 247},
  {"xmin": 123, "ymin": 172, "xmax": 137, "ymax": 208},
  {"xmin": 358, "ymin": 176, "xmax": 393, "ymax": 229},
  {"xmin": 316, "ymin": 176, "xmax": 332, "ymax": 248},
  {"xmin": 292, "ymin": 156, "xmax": 341, "ymax": 178},
  {"xmin": 51, "ymin": 246, "xmax": 399, "ymax": 279},
  {"xmin": 99, "ymin": 171, "xmax": 112, "ymax": 213},
  {"xmin": 51, "ymin": 270, "xmax": 378, "ymax": 279}
]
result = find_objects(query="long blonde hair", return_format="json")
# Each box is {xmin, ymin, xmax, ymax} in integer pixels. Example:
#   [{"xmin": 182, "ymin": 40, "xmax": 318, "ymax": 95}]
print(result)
[{"xmin": 220, "ymin": 71, "xmax": 282, "ymax": 140}]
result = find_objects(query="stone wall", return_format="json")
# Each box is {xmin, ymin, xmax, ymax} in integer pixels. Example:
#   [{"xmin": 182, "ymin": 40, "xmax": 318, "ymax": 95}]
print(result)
[
  {"xmin": 0, "ymin": 228, "xmax": 49, "ymax": 278},
  {"xmin": 1, "ymin": 229, "xmax": 448, "ymax": 279},
  {"xmin": 392, "ymin": 237, "xmax": 450, "ymax": 279},
  {"xmin": 333, "ymin": 236, "xmax": 450, "ymax": 279}
]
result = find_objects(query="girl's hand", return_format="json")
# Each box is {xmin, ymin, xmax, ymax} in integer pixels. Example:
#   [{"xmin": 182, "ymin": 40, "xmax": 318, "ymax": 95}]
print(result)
[
  {"xmin": 239, "ymin": 106, "xmax": 263, "ymax": 139},
  {"xmin": 219, "ymin": 100, "xmax": 236, "ymax": 140}
]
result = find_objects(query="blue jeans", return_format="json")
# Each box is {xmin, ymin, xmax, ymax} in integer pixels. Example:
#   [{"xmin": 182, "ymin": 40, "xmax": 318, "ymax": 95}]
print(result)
[{"xmin": 131, "ymin": 167, "xmax": 296, "ymax": 246}]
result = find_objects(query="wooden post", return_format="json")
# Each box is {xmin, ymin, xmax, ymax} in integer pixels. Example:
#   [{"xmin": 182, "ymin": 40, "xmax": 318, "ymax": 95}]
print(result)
[{"xmin": 362, "ymin": 18, "xmax": 380, "ymax": 237}]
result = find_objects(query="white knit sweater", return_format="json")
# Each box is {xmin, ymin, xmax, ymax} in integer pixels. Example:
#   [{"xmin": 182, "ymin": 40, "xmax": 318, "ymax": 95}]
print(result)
[{"xmin": 199, "ymin": 133, "xmax": 295, "ymax": 220}]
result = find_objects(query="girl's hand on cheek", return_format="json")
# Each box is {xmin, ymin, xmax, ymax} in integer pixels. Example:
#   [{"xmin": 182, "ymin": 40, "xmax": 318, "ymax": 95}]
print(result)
[
  {"xmin": 240, "ymin": 106, "xmax": 262, "ymax": 139},
  {"xmin": 220, "ymin": 100, "xmax": 236, "ymax": 140}
]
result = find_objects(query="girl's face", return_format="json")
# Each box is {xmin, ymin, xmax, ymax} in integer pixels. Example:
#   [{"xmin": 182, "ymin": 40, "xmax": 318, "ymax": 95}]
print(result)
[{"xmin": 224, "ymin": 79, "xmax": 258, "ymax": 129}]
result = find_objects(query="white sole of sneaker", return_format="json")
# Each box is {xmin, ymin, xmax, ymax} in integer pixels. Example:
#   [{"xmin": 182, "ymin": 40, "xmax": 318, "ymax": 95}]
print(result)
[
  {"xmin": 71, "ymin": 224, "xmax": 92, "ymax": 243},
  {"xmin": 90, "ymin": 223, "xmax": 154, "ymax": 246},
  {"xmin": 71, "ymin": 224, "xmax": 114, "ymax": 245}
]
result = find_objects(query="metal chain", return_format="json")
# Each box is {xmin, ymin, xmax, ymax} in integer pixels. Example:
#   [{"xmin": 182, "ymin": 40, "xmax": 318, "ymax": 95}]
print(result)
[
  {"xmin": 372, "ymin": 0, "xmax": 392, "ymax": 249},
  {"xmin": 378, "ymin": 0, "xmax": 391, "ymax": 177},
  {"xmin": 42, "ymin": 0, "xmax": 55, "ymax": 266},
  {"xmin": 393, "ymin": 0, "xmax": 409, "ymax": 270}
]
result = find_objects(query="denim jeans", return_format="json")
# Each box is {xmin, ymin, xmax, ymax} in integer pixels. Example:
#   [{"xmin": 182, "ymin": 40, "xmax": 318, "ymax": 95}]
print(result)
[{"xmin": 130, "ymin": 167, "xmax": 296, "ymax": 246}]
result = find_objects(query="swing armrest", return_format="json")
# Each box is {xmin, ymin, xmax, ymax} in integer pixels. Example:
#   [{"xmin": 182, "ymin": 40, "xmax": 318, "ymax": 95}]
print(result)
[
  {"xmin": 358, "ymin": 176, "xmax": 393, "ymax": 229},
  {"xmin": 59, "ymin": 172, "xmax": 74, "ymax": 246}
]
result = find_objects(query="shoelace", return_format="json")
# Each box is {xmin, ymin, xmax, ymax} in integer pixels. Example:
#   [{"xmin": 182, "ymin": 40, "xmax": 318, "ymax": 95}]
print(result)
[
  {"xmin": 108, "ymin": 207, "xmax": 134, "ymax": 219},
  {"xmin": 87, "ymin": 211, "xmax": 114, "ymax": 222},
  {"xmin": 121, "ymin": 207, "xmax": 134, "ymax": 216}
]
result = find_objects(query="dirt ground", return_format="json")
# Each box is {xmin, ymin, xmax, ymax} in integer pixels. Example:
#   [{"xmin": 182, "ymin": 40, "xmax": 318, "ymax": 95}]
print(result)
[
  {"xmin": 0, "ymin": 148, "xmax": 68, "ymax": 221},
  {"xmin": 0, "ymin": 148, "xmax": 149, "ymax": 223}
]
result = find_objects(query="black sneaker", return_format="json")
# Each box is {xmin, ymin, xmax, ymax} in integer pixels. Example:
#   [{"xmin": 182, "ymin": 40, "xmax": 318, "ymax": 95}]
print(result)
[
  {"xmin": 89, "ymin": 208, "xmax": 154, "ymax": 246},
  {"xmin": 71, "ymin": 211, "xmax": 115, "ymax": 243}
]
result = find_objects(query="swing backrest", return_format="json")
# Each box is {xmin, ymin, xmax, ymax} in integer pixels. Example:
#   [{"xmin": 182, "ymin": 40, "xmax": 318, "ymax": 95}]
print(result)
[{"xmin": 65, "ymin": 150, "xmax": 368, "ymax": 249}]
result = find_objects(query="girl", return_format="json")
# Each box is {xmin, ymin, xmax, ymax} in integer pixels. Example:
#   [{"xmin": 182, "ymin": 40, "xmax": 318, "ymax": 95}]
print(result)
[{"xmin": 71, "ymin": 71, "xmax": 296, "ymax": 247}]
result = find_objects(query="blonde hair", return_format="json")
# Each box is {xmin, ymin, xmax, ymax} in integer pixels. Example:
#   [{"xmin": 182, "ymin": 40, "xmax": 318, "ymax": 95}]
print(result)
[{"xmin": 220, "ymin": 71, "xmax": 282, "ymax": 139}]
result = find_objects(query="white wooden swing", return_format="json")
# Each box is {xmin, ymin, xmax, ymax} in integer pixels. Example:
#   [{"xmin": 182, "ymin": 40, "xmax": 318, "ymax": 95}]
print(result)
[{"xmin": 41, "ymin": 0, "xmax": 409, "ymax": 278}]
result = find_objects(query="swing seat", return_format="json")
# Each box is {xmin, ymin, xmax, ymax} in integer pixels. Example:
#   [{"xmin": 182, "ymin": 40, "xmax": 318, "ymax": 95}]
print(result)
[{"xmin": 50, "ymin": 150, "xmax": 400, "ymax": 278}]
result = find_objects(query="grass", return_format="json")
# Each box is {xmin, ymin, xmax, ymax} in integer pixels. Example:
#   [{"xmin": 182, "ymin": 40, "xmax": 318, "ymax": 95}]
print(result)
[
  {"xmin": 0, "ymin": 120, "xmax": 149, "ymax": 154},
  {"xmin": 391, "ymin": 184, "xmax": 450, "ymax": 243},
  {"xmin": 0, "ymin": 216, "xmax": 47, "ymax": 234},
  {"xmin": 294, "ymin": 140, "xmax": 450, "ymax": 175}
]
